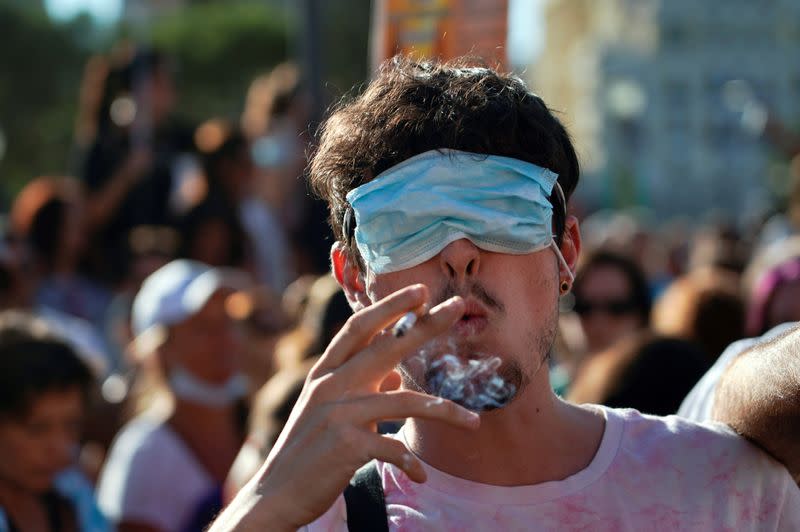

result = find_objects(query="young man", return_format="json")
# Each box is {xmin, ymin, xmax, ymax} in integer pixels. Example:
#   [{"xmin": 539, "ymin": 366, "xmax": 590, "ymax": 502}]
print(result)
[{"xmin": 213, "ymin": 58, "xmax": 800, "ymax": 530}]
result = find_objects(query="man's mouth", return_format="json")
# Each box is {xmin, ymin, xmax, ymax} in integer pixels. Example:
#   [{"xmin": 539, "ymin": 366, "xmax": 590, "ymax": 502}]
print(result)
[{"xmin": 452, "ymin": 299, "xmax": 489, "ymax": 337}]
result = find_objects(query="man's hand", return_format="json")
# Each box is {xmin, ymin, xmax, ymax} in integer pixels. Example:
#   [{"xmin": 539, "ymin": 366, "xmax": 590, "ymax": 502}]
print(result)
[{"xmin": 210, "ymin": 284, "xmax": 479, "ymax": 531}]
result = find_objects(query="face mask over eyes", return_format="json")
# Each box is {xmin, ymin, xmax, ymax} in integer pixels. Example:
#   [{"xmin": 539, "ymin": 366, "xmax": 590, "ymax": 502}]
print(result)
[{"xmin": 346, "ymin": 149, "xmax": 573, "ymax": 279}]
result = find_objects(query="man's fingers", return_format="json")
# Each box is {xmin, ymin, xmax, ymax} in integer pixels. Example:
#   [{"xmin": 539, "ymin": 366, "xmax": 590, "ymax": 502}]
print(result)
[
  {"xmin": 340, "ymin": 296, "xmax": 465, "ymax": 381},
  {"xmin": 314, "ymin": 284, "xmax": 429, "ymax": 373},
  {"xmin": 365, "ymin": 433, "xmax": 426, "ymax": 483},
  {"xmin": 348, "ymin": 390, "xmax": 480, "ymax": 429}
]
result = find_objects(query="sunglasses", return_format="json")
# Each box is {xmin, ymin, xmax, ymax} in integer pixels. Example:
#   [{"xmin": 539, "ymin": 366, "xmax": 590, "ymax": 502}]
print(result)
[{"xmin": 572, "ymin": 298, "xmax": 639, "ymax": 317}]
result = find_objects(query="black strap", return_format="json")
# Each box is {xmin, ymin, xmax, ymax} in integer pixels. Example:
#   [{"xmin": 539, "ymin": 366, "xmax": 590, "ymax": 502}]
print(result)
[{"xmin": 344, "ymin": 461, "xmax": 389, "ymax": 532}]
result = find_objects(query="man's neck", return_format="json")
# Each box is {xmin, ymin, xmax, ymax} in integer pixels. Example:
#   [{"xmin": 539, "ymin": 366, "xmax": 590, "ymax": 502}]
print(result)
[{"xmin": 404, "ymin": 384, "xmax": 605, "ymax": 486}]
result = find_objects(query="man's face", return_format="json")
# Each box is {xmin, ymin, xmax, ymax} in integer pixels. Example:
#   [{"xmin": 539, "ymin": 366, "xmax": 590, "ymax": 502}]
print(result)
[{"xmin": 363, "ymin": 239, "xmax": 562, "ymax": 410}]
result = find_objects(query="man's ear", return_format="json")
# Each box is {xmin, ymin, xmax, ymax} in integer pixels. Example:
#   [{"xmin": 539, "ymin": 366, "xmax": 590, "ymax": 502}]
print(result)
[
  {"xmin": 560, "ymin": 215, "xmax": 581, "ymax": 274},
  {"xmin": 331, "ymin": 242, "xmax": 370, "ymax": 311}
]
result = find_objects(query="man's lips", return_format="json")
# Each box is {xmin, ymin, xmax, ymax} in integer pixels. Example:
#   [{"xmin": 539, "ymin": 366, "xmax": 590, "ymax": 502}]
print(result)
[{"xmin": 452, "ymin": 298, "xmax": 489, "ymax": 337}]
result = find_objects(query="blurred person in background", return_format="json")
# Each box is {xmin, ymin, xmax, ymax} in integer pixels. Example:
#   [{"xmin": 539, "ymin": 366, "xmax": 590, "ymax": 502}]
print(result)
[
  {"xmin": 2, "ymin": 189, "xmax": 109, "ymax": 377},
  {"xmin": 97, "ymin": 260, "xmax": 249, "ymax": 532},
  {"xmin": 570, "ymin": 249, "xmax": 651, "ymax": 358},
  {"xmin": 686, "ymin": 222, "xmax": 749, "ymax": 276},
  {"xmin": 224, "ymin": 284, "xmax": 290, "ymax": 394},
  {"xmin": 195, "ymin": 118, "xmax": 286, "ymax": 288},
  {"xmin": 679, "ymin": 238, "xmax": 800, "ymax": 422},
  {"xmin": 224, "ymin": 358, "xmax": 316, "ymax": 503},
  {"xmin": 9, "ymin": 176, "xmax": 112, "ymax": 332},
  {"xmin": 273, "ymin": 274, "xmax": 351, "ymax": 369},
  {"xmin": 0, "ymin": 219, "xmax": 36, "ymax": 311},
  {"xmin": 102, "ymin": 225, "xmax": 180, "ymax": 378},
  {"xmin": 280, "ymin": 273, "xmax": 319, "ymax": 326},
  {"xmin": 79, "ymin": 45, "xmax": 195, "ymax": 286},
  {"xmin": 177, "ymin": 201, "xmax": 249, "ymax": 274},
  {"xmin": 0, "ymin": 311, "xmax": 107, "ymax": 532},
  {"xmin": 243, "ymin": 62, "xmax": 329, "ymax": 276},
  {"xmin": 567, "ymin": 332, "xmax": 710, "ymax": 416},
  {"xmin": 1, "ymin": 212, "xmax": 122, "ymax": 484},
  {"xmin": 746, "ymin": 253, "xmax": 800, "ymax": 338},
  {"xmin": 578, "ymin": 210, "xmax": 673, "ymax": 295},
  {"xmin": 651, "ymin": 267, "xmax": 745, "ymax": 363}
]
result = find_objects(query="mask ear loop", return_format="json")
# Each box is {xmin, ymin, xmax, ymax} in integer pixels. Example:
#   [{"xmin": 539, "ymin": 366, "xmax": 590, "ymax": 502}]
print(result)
[
  {"xmin": 550, "ymin": 182, "xmax": 575, "ymax": 287},
  {"xmin": 343, "ymin": 206, "xmax": 355, "ymax": 248}
]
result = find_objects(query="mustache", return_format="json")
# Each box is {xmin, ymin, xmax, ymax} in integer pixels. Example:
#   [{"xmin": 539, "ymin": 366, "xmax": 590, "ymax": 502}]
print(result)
[{"xmin": 435, "ymin": 281, "xmax": 505, "ymax": 313}]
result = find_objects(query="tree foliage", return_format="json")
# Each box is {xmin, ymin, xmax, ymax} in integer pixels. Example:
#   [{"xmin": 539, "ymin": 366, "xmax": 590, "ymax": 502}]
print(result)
[
  {"xmin": 144, "ymin": 2, "xmax": 290, "ymax": 122},
  {"xmin": 0, "ymin": 0, "xmax": 372, "ymax": 203},
  {"xmin": 0, "ymin": 3, "xmax": 89, "ymax": 200}
]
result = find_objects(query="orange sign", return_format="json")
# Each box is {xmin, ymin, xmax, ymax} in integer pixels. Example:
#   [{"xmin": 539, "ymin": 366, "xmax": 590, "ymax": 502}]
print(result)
[{"xmin": 371, "ymin": 0, "xmax": 509, "ymax": 72}]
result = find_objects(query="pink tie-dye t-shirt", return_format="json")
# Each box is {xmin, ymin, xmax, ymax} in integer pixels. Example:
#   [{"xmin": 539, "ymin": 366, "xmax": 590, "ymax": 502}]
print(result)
[{"xmin": 305, "ymin": 407, "xmax": 800, "ymax": 531}]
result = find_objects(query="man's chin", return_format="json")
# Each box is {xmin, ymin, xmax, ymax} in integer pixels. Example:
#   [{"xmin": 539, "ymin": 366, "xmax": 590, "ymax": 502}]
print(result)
[{"xmin": 420, "ymin": 353, "xmax": 521, "ymax": 412}]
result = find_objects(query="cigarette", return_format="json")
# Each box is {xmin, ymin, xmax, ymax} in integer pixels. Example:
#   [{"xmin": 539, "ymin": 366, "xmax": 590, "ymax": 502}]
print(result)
[{"xmin": 392, "ymin": 311, "xmax": 417, "ymax": 337}]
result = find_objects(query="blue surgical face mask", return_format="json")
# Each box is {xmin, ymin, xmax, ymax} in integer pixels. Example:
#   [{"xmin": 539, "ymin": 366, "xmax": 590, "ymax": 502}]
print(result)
[
  {"xmin": 169, "ymin": 366, "xmax": 248, "ymax": 407},
  {"xmin": 346, "ymin": 149, "xmax": 573, "ymax": 279}
]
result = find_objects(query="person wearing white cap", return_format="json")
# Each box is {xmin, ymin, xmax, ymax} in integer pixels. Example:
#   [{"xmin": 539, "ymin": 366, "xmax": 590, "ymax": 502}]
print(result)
[{"xmin": 97, "ymin": 259, "xmax": 250, "ymax": 532}]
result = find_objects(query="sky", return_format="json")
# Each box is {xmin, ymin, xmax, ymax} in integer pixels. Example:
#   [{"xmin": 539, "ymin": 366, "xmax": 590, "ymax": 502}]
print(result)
[
  {"xmin": 508, "ymin": 0, "xmax": 545, "ymax": 68},
  {"xmin": 44, "ymin": 0, "xmax": 123, "ymax": 24}
]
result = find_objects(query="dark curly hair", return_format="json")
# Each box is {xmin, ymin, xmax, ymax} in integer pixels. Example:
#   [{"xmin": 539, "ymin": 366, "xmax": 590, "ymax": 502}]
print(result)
[
  {"xmin": 309, "ymin": 56, "xmax": 580, "ymax": 266},
  {"xmin": 0, "ymin": 311, "xmax": 93, "ymax": 421}
]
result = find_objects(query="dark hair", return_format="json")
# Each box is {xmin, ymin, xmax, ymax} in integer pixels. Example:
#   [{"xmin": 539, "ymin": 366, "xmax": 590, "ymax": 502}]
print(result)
[
  {"xmin": 9, "ymin": 177, "xmax": 76, "ymax": 275},
  {"xmin": 195, "ymin": 119, "xmax": 250, "ymax": 186},
  {"xmin": 652, "ymin": 267, "xmax": 745, "ymax": 362},
  {"xmin": 0, "ymin": 312, "xmax": 94, "ymax": 421},
  {"xmin": 97, "ymin": 47, "xmax": 170, "ymax": 135},
  {"xmin": 573, "ymin": 249, "xmax": 652, "ymax": 325},
  {"xmin": 28, "ymin": 198, "xmax": 68, "ymax": 273},
  {"xmin": 568, "ymin": 333, "xmax": 710, "ymax": 416},
  {"xmin": 178, "ymin": 201, "xmax": 248, "ymax": 269},
  {"xmin": 309, "ymin": 56, "xmax": 580, "ymax": 264}
]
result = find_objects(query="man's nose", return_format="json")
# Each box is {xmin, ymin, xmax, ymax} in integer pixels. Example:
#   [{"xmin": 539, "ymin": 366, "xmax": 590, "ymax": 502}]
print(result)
[{"xmin": 439, "ymin": 238, "xmax": 481, "ymax": 283}]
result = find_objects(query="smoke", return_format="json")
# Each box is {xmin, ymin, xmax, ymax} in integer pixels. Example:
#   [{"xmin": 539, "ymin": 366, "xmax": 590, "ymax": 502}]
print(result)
[{"xmin": 408, "ymin": 335, "xmax": 520, "ymax": 412}]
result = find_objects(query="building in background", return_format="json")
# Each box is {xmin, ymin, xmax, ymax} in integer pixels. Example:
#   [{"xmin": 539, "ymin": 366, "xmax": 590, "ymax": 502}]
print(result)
[{"xmin": 531, "ymin": 0, "xmax": 800, "ymax": 222}]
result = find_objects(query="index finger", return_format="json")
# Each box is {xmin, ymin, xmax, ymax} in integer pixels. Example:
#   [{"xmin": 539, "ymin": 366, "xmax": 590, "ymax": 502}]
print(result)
[
  {"xmin": 338, "ymin": 296, "xmax": 465, "ymax": 383},
  {"xmin": 313, "ymin": 284, "xmax": 429, "ymax": 373}
]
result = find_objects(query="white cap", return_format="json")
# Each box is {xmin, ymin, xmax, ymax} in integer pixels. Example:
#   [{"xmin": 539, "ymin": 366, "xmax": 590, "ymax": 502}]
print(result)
[{"xmin": 132, "ymin": 259, "xmax": 248, "ymax": 339}]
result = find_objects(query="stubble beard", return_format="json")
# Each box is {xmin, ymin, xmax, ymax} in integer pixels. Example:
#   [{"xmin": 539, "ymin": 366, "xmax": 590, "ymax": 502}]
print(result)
[{"xmin": 398, "ymin": 303, "xmax": 559, "ymax": 412}]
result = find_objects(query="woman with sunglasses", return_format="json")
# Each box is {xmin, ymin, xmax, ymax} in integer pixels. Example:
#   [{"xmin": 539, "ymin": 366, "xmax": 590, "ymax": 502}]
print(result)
[{"xmin": 570, "ymin": 249, "xmax": 652, "ymax": 357}]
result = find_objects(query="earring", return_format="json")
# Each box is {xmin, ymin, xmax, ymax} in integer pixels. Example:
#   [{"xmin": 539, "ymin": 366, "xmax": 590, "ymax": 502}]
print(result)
[{"xmin": 560, "ymin": 280, "xmax": 571, "ymax": 295}]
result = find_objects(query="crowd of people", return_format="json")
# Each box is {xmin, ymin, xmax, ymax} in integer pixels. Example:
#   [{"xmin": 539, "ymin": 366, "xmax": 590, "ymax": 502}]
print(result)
[{"xmin": 1, "ymin": 45, "xmax": 800, "ymax": 531}]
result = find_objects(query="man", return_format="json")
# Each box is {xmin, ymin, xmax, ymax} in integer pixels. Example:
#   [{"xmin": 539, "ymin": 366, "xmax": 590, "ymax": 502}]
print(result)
[
  {"xmin": 98, "ymin": 260, "xmax": 250, "ymax": 532},
  {"xmin": 213, "ymin": 58, "xmax": 800, "ymax": 530}
]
